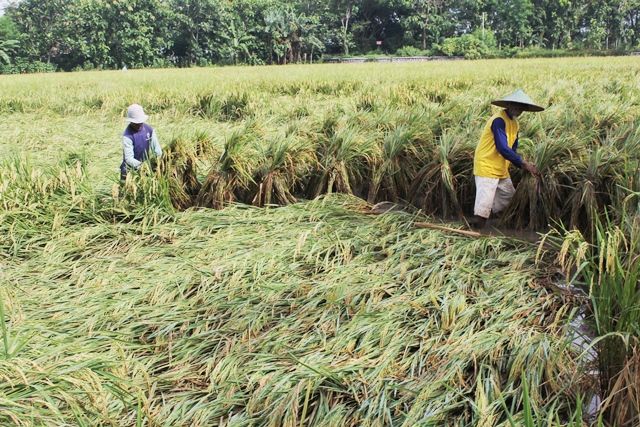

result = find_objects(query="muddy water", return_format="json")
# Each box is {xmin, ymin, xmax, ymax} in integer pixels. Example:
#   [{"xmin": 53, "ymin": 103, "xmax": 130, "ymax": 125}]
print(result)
[
  {"xmin": 448, "ymin": 218, "xmax": 546, "ymax": 243},
  {"xmin": 481, "ymin": 221, "xmax": 545, "ymax": 243}
]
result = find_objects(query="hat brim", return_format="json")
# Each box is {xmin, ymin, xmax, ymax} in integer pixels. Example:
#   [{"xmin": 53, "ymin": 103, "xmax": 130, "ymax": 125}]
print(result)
[
  {"xmin": 491, "ymin": 100, "xmax": 544, "ymax": 112},
  {"xmin": 125, "ymin": 115, "xmax": 148, "ymax": 124}
]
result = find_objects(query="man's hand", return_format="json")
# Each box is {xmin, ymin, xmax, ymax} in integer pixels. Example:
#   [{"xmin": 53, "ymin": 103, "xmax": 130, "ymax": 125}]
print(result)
[{"xmin": 522, "ymin": 161, "xmax": 540, "ymax": 177}]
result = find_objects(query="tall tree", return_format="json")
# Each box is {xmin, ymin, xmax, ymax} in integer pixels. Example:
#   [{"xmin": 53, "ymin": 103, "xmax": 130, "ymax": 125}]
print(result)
[
  {"xmin": 331, "ymin": 0, "xmax": 361, "ymax": 55},
  {"xmin": 530, "ymin": 0, "xmax": 584, "ymax": 49},
  {"xmin": 8, "ymin": 0, "xmax": 72, "ymax": 64},
  {"xmin": 0, "ymin": 16, "xmax": 19, "ymax": 65},
  {"xmin": 172, "ymin": 0, "xmax": 227, "ymax": 66},
  {"xmin": 403, "ymin": 0, "xmax": 447, "ymax": 50},
  {"xmin": 103, "ymin": 0, "xmax": 174, "ymax": 68},
  {"xmin": 485, "ymin": 0, "xmax": 535, "ymax": 48},
  {"xmin": 222, "ymin": 17, "xmax": 255, "ymax": 64}
]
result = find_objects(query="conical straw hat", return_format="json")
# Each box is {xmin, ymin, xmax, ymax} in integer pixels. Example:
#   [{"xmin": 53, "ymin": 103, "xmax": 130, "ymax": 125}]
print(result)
[{"xmin": 491, "ymin": 89, "xmax": 545, "ymax": 112}]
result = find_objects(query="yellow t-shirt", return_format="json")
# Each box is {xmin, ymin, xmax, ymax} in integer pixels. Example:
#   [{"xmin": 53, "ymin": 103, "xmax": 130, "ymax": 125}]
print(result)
[{"xmin": 473, "ymin": 110, "xmax": 519, "ymax": 179}]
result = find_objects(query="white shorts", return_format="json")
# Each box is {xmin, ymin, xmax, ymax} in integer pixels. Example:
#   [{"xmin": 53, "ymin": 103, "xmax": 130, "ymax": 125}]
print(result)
[{"xmin": 474, "ymin": 176, "xmax": 516, "ymax": 218}]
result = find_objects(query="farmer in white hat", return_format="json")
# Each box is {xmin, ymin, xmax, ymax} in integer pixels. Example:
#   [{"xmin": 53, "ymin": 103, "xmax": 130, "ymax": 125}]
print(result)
[
  {"xmin": 120, "ymin": 104, "xmax": 162, "ymax": 180},
  {"xmin": 471, "ymin": 89, "xmax": 544, "ymax": 229}
]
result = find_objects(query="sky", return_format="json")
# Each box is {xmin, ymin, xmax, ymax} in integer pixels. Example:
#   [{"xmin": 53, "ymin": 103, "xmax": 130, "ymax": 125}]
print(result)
[{"xmin": 0, "ymin": 1, "xmax": 10, "ymax": 16}]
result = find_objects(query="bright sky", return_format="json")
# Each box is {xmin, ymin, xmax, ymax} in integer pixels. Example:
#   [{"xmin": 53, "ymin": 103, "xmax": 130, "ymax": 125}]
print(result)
[{"xmin": 0, "ymin": 1, "xmax": 10, "ymax": 15}]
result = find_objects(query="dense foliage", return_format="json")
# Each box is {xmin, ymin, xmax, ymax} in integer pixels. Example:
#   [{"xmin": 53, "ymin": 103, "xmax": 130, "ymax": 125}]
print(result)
[{"xmin": 0, "ymin": 0, "xmax": 640, "ymax": 71}]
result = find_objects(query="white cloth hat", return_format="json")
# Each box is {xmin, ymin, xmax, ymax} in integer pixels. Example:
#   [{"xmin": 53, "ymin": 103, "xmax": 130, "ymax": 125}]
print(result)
[
  {"xmin": 125, "ymin": 104, "xmax": 149, "ymax": 124},
  {"xmin": 491, "ymin": 89, "xmax": 545, "ymax": 112}
]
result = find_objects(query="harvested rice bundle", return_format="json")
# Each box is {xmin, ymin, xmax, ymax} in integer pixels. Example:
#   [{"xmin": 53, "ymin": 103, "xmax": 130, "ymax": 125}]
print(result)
[
  {"xmin": 566, "ymin": 146, "xmax": 624, "ymax": 233},
  {"xmin": 160, "ymin": 136, "xmax": 201, "ymax": 210},
  {"xmin": 502, "ymin": 137, "xmax": 574, "ymax": 230},
  {"xmin": 250, "ymin": 135, "xmax": 314, "ymax": 207},
  {"xmin": 307, "ymin": 117, "xmax": 379, "ymax": 198},
  {"xmin": 366, "ymin": 124, "xmax": 423, "ymax": 204},
  {"xmin": 410, "ymin": 131, "xmax": 474, "ymax": 218},
  {"xmin": 196, "ymin": 126, "xmax": 256, "ymax": 209}
]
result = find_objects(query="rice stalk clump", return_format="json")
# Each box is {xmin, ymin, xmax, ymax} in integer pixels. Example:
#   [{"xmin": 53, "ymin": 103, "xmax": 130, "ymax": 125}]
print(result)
[
  {"xmin": 159, "ymin": 136, "xmax": 202, "ymax": 210},
  {"xmin": 502, "ymin": 137, "xmax": 574, "ymax": 230},
  {"xmin": 196, "ymin": 126, "xmax": 257, "ymax": 209},
  {"xmin": 366, "ymin": 124, "xmax": 421, "ymax": 204},
  {"xmin": 250, "ymin": 135, "xmax": 314, "ymax": 207},
  {"xmin": 119, "ymin": 163, "xmax": 174, "ymax": 212},
  {"xmin": 308, "ymin": 118, "xmax": 379, "ymax": 198},
  {"xmin": 410, "ymin": 130, "xmax": 474, "ymax": 218},
  {"xmin": 194, "ymin": 91, "xmax": 252, "ymax": 121},
  {"xmin": 566, "ymin": 146, "xmax": 623, "ymax": 233}
]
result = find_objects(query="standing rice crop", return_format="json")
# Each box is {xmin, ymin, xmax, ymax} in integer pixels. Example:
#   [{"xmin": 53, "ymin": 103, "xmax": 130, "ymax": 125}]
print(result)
[{"xmin": 557, "ymin": 212, "xmax": 640, "ymax": 426}]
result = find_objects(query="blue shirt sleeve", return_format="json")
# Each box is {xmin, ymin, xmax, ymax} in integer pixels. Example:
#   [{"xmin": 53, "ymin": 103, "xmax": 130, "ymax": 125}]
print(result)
[{"xmin": 491, "ymin": 118, "xmax": 523, "ymax": 168}]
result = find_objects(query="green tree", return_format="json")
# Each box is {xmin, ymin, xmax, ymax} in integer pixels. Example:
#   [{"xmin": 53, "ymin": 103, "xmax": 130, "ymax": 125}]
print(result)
[
  {"xmin": 7, "ymin": 0, "xmax": 72, "ymax": 64},
  {"xmin": 530, "ymin": 0, "xmax": 584, "ymax": 49},
  {"xmin": 0, "ymin": 39, "xmax": 18, "ymax": 64},
  {"xmin": 2, "ymin": 0, "xmax": 637, "ymax": 71},
  {"xmin": 331, "ymin": 0, "xmax": 360, "ymax": 55},
  {"xmin": 103, "ymin": 0, "xmax": 174, "ymax": 68},
  {"xmin": 222, "ymin": 18, "xmax": 255, "ymax": 64},
  {"xmin": 64, "ymin": 0, "xmax": 110, "ymax": 69},
  {"xmin": 0, "ymin": 16, "xmax": 19, "ymax": 65},
  {"xmin": 264, "ymin": 5, "xmax": 315, "ymax": 64},
  {"xmin": 172, "ymin": 0, "xmax": 228, "ymax": 66},
  {"xmin": 401, "ymin": 0, "xmax": 447, "ymax": 50}
]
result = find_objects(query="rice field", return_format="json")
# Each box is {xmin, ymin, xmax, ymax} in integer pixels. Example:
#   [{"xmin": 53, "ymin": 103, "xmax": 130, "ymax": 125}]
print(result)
[{"xmin": 1, "ymin": 57, "xmax": 639, "ymax": 425}]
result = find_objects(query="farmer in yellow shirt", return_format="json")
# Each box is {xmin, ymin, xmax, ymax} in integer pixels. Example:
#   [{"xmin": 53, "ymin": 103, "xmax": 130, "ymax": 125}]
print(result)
[{"xmin": 471, "ymin": 89, "xmax": 544, "ymax": 229}]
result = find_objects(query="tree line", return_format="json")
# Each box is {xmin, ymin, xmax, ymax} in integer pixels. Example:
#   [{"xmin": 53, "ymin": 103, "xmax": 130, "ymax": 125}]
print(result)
[{"xmin": 0, "ymin": 0, "xmax": 639, "ymax": 72}]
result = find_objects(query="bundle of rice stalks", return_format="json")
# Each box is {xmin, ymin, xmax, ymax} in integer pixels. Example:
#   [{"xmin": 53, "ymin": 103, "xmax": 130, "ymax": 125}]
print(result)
[
  {"xmin": 502, "ymin": 137, "xmax": 574, "ymax": 230},
  {"xmin": 566, "ymin": 146, "xmax": 624, "ymax": 233},
  {"xmin": 159, "ymin": 137, "xmax": 202, "ymax": 210},
  {"xmin": 250, "ymin": 135, "xmax": 314, "ymax": 207},
  {"xmin": 196, "ymin": 127, "xmax": 256, "ymax": 209},
  {"xmin": 355, "ymin": 92, "xmax": 377, "ymax": 112},
  {"xmin": 410, "ymin": 131, "xmax": 474, "ymax": 218},
  {"xmin": 119, "ymin": 163, "xmax": 174, "ymax": 212},
  {"xmin": 193, "ymin": 92, "xmax": 219, "ymax": 118},
  {"xmin": 307, "ymin": 120, "xmax": 378, "ymax": 198},
  {"xmin": 600, "ymin": 346, "xmax": 640, "ymax": 427},
  {"xmin": 193, "ymin": 91, "xmax": 251, "ymax": 121},
  {"xmin": 219, "ymin": 91, "xmax": 251, "ymax": 121},
  {"xmin": 193, "ymin": 130, "xmax": 217, "ymax": 157},
  {"xmin": 366, "ymin": 124, "xmax": 422, "ymax": 203}
]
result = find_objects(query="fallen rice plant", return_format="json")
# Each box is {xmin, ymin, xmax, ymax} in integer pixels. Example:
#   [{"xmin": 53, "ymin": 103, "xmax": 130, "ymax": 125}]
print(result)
[{"xmin": 0, "ymin": 161, "xmax": 587, "ymax": 424}]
